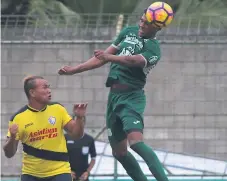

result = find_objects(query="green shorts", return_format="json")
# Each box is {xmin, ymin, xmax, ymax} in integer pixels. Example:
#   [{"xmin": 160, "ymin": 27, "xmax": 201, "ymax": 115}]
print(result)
[{"xmin": 106, "ymin": 89, "xmax": 146, "ymax": 145}]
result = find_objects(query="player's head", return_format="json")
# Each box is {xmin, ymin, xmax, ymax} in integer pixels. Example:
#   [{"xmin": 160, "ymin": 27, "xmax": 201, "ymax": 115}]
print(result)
[
  {"xmin": 24, "ymin": 75, "xmax": 51, "ymax": 104},
  {"xmin": 138, "ymin": 9, "xmax": 161, "ymax": 38}
]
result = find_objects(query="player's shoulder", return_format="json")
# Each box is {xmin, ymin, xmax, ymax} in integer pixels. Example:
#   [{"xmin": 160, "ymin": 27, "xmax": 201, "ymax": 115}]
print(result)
[
  {"xmin": 10, "ymin": 105, "xmax": 28, "ymax": 122},
  {"xmin": 47, "ymin": 102, "xmax": 69, "ymax": 116},
  {"xmin": 84, "ymin": 133, "xmax": 95, "ymax": 141},
  {"xmin": 145, "ymin": 38, "xmax": 160, "ymax": 46},
  {"xmin": 126, "ymin": 25, "xmax": 139, "ymax": 31},
  {"xmin": 144, "ymin": 38, "xmax": 160, "ymax": 50},
  {"xmin": 121, "ymin": 25, "xmax": 139, "ymax": 34},
  {"xmin": 48, "ymin": 102, "xmax": 65, "ymax": 109}
]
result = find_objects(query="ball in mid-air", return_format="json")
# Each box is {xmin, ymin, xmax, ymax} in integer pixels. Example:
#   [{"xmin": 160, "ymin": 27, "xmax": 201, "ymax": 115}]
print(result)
[{"xmin": 145, "ymin": 1, "xmax": 174, "ymax": 28}]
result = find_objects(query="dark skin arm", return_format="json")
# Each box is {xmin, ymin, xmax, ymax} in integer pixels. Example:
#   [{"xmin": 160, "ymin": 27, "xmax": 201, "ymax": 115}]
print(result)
[
  {"xmin": 87, "ymin": 158, "xmax": 96, "ymax": 173},
  {"xmin": 58, "ymin": 46, "xmax": 118, "ymax": 75},
  {"xmin": 94, "ymin": 50, "xmax": 146, "ymax": 68},
  {"xmin": 80, "ymin": 159, "xmax": 96, "ymax": 180}
]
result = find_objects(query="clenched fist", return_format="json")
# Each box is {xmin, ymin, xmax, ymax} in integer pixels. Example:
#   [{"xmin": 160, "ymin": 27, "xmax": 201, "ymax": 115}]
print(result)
[
  {"xmin": 9, "ymin": 124, "xmax": 18, "ymax": 138},
  {"xmin": 94, "ymin": 50, "xmax": 111, "ymax": 62}
]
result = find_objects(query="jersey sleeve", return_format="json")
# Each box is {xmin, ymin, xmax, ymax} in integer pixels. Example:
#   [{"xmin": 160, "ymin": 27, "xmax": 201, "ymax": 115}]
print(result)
[
  {"xmin": 89, "ymin": 138, "xmax": 97, "ymax": 159},
  {"xmin": 6, "ymin": 116, "xmax": 21, "ymax": 140},
  {"xmin": 59, "ymin": 105, "xmax": 72, "ymax": 127},
  {"xmin": 139, "ymin": 40, "xmax": 161, "ymax": 68},
  {"xmin": 111, "ymin": 27, "xmax": 128, "ymax": 49}
]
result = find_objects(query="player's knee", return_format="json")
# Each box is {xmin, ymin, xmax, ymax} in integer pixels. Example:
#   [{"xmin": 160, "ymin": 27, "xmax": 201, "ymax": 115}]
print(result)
[
  {"xmin": 112, "ymin": 148, "xmax": 127, "ymax": 158},
  {"xmin": 127, "ymin": 131, "xmax": 143, "ymax": 146}
]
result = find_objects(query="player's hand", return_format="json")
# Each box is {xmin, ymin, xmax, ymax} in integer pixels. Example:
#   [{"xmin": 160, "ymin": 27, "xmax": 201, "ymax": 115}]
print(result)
[
  {"xmin": 9, "ymin": 124, "xmax": 18, "ymax": 139},
  {"xmin": 58, "ymin": 66, "xmax": 75, "ymax": 75},
  {"xmin": 73, "ymin": 103, "xmax": 88, "ymax": 118},
  {"xmin": 79, "ymin": 171, "xmax": 89, "ymax": 180},
  {"xmin": 94, "ymin": 50, "xmax": 110, "ymax": 62},
  {"xmin": 71, "ymin": 171, "xmax": 76, "ymax": 179}
]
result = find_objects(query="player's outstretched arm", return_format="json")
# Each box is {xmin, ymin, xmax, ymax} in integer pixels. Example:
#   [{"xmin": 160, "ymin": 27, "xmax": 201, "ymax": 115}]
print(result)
[
  {"xmin": 58, "ymin": 46, "xmax": 117, "ymax": 75},
  {"xmin": 3, "ymin": 124, "xmax": 19, "ymax": 158},
  {"xmin": 64, "ymin": 103, "xmax": 87, "ymax": 139}
]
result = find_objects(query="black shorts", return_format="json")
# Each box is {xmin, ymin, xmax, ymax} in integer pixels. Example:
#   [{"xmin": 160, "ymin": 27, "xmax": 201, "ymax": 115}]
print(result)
[{"xmin": 21, "ymin": 173, "xmax": 72, "ymax": 181}]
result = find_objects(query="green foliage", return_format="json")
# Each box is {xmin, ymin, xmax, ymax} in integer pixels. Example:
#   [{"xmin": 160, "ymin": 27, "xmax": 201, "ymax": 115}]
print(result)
[
  {"xmin": 1, "ymin": 0, "xmax": 227, "ymax": 28},
  {"xmin": 173, "ymin": 0, "xmax": 227, "ymax": 28},
  {"xmin": 28, "ymin": 0, "xmax": 80, "ymax": 27}
]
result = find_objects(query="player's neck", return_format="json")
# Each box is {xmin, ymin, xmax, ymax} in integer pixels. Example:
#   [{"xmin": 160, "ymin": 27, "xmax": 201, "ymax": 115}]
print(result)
[
  {"xmin": 28, "ymin": 100, "xmax": 47, "ymax": 111},
  {"xmin": 142, "ymin": 33, "xmax": 156, "ymax": 39},
  {"xmin": 147, "ymin": 32, "xmax": 156, "ymax": 39}
]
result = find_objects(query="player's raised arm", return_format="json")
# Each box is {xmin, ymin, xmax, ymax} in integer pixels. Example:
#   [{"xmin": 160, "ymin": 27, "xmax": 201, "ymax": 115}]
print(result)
[
  {"xmin": 58, "ymin": 26, "xmax": 130, "ymax": 75},
  {"xmin": 58, "ymin": 46, "xmax": 117, "ymax": 75},
  {"xmin": 64, "ymin": 103, "xmax": 88, "ymax": 139},
  {"xmin": 3, "ymin": 124, "xmax": 19, "ymax": 158},
  {"xmin": 94, "ymin": 39, "xmax": 160, "ymax": 68},
  {"xmin": 94, "ymin": 50, "xmax": 147, "ymax": 68}
]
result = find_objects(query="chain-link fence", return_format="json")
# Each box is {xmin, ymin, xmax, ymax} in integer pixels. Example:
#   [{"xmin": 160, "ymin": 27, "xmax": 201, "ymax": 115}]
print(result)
[{"xmin": 1, "ymin": 14, "xmax": 227, "ymax": 43}]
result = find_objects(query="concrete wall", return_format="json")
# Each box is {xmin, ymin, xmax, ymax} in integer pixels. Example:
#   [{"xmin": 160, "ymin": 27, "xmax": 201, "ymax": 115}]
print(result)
[{"xmin": 1, "ymin": 43, "xmax": 227, "ymax": 168}]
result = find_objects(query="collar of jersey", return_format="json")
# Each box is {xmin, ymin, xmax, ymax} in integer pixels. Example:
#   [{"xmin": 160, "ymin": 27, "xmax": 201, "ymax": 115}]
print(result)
[
  {"xmin": 27, "ymin": 105, "xmax": 47, "ymax": 112},
  {"xmin": 139, "ymin": 36, "xmax": 157, "ymax": 40}
]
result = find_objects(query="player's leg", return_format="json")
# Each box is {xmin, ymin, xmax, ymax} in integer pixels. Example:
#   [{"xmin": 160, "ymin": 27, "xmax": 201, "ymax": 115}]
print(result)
[
  {"xmin": 106, "ymin": 92, "xmax": 148, "ymax": 181},
  {"xmin": 20, "ymin": 174, "xmax": 39, "ymax": 181},
  {"xmin": 108, "ymin": 117, "xmax": 148, "ymax": 181},
  {"xmin": 119, "ymin": 91, "xmax": 169, "ymax": 181},
  {"xmin": 128, "ymin": 131, "xmax": 169, "ymax": 181},
  {"xmin": 50, "ymin": 173, "xmax": 72, "ymax": 181}
]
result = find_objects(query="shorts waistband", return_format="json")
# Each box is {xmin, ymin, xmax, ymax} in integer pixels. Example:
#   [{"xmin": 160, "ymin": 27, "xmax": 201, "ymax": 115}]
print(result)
[{"xmin": 110, "ymin": 84, "xmax": 138, "ymax": 93}]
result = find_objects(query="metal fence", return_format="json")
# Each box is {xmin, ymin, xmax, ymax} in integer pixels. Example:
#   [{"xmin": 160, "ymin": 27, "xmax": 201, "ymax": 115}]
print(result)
[{"xmin": 1, "ymin": 14, "xmax": 227, "ymax": 43}]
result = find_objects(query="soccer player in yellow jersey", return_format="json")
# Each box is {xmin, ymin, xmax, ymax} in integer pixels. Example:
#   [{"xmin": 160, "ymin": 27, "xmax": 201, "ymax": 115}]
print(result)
[{"xmin": 3, "ymin": 76, "xmax": 87, "ymax": 181}]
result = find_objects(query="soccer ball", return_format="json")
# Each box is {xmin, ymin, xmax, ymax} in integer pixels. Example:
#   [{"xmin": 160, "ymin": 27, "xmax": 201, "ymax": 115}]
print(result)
[{"xmin": 145, "ymin": 1, "xmax": 174, "ymax": 28}]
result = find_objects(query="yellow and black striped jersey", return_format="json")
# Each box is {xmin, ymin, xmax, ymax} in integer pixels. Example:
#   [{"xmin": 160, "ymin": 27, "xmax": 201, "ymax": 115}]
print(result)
[{"xmin": 7, "ymin": 102, "xmax": 72, "ymax": 177}]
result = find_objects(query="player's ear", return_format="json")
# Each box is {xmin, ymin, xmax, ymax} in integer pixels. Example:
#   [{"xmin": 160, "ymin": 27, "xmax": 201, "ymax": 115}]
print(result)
[{"xmin": 29, "ymin": 89, "xmax": 36, "ymax": 98}]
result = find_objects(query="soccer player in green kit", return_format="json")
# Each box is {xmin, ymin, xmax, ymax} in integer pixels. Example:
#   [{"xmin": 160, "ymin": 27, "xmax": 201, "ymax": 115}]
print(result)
[{"xmin": 59, "ymin": 3, "xmax": 173, "ymax": 181}]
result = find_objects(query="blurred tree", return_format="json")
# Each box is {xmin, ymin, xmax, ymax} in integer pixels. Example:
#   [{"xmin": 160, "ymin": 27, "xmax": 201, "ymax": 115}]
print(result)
[
  {"xmin": 60, "ymin": 0, "xmax": 138, "ymax": 13},
  {"xmin": 1, "ymin": 0, "xmax": 227, "ymax": 27},
  {"xmin": 58, "ymin": 0, "xmax": 139, "ymax": 26},
  {"xmin": 28, "ymin": 0, "xmax": 80, "ymax": 26},
  {"xmin": 1, "ymin": 0, "xmax": 139, "ymax": 26},
  {"xmin": 174, "ymin": 0, "xmax": 227, "ymax": 28}
]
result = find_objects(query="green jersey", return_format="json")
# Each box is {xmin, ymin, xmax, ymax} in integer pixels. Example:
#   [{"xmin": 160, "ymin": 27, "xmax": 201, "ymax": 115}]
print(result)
[{"xmin": 105, "ymin": 26, "xmax": 161, "ymax": 89}]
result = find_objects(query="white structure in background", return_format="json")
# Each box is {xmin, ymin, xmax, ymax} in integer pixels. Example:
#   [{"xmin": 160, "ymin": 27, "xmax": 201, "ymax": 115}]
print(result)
[{"xmin": 90, "ymin": 141, "xmax": 227, "ymax": 180}]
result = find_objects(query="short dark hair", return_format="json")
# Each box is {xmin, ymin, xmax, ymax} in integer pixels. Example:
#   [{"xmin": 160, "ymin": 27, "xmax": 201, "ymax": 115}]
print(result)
[{"xmin": 23, "ymin": 76, "xmax": 44, "ymax": 98}]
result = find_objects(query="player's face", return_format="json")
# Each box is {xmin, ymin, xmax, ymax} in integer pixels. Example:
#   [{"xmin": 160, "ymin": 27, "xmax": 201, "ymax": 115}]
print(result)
[
  {"xmin": 33, "ymin": 79, "xmax": 51, "ymax": 104},
  {"xmin": 138, "ymin": 14, "xmax": 160, "ymax": 38}
]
